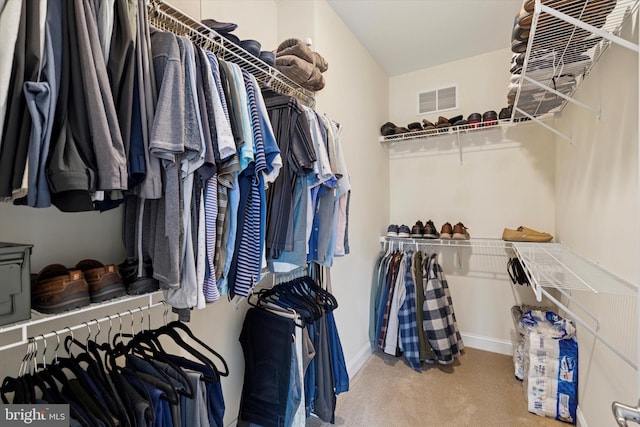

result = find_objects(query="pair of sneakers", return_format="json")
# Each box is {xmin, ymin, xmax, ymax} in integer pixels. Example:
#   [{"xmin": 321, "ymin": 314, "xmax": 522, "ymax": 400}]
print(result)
[
  {"xmin": 387, "ymin": 224, "xmax": 411, "ymax": 237},
  {"xmin": 440, "ymin": 222, "xmax": 470, "ymax": 240},
  {"xmin": 410, "ymin": 220, "xmax": 439, "ymax": 239}
]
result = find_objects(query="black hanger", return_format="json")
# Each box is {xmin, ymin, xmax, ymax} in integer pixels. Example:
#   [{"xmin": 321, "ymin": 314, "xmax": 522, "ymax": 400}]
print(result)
[
  {"xmin": 67, "ymin": 335, "xmax": 132, "ymax": 427},
  {"xmin": 110, "ymin": 328, "xmax": 196, "ymax": 400},
  {"xmin": 154, "ymin": 321, "xmax": 230, "ymax": 378},
  {"xmin": 257, "ymin": 284, "xmax": 314, "ymax": 322}
]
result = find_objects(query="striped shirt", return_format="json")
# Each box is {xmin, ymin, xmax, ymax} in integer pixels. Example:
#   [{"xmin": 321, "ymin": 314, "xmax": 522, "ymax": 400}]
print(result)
[{"xmin": 228, "ymin": 72, "xmax": 268, "ymax": 298}]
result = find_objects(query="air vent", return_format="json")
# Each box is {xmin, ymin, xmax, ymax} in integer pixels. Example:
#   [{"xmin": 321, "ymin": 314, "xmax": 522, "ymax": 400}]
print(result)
[{"xmin": 418, "ymin": 85, "xmax": 457, "ymax": 115}]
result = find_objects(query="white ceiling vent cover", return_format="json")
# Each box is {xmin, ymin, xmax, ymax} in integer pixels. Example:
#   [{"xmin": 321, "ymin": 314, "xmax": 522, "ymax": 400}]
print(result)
[{"xmin": 418, "ymin": 85, "xmax": 457, "ymax": 115}]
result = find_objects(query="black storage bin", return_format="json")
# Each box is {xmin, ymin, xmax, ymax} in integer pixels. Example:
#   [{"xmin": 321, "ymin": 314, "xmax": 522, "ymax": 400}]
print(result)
[{"xmin": 0, "ymin": 242, "xmax": 33, "ymax": 326}]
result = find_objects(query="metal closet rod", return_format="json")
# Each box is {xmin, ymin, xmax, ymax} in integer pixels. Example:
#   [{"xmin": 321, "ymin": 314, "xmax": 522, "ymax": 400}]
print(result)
[{"xmin": 0, "ymin": 300, "xmax": 169, "ymax": 353}]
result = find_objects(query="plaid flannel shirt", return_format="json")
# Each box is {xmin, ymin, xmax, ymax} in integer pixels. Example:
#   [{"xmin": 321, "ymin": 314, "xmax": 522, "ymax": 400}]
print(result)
[
  {"xmin": 398, "ymin": 251, "xmax": 422, "ymax": 371},
  {"xmin": 422, "ymin": 253, "xmax": 464, "ymax": 364}
]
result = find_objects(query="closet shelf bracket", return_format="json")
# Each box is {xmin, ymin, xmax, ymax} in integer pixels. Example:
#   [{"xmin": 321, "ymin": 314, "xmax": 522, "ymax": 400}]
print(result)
[
  {"xmin": 521, "ymin": 74, "xmax": 601, "ymax": 119},
  {"xmin": 514, "ymin": 107, "xmax": 572, "ymax": 143},
  {"xmin": 536, "ymin": 285, "xmax": 635, "ymax": 370},
  {"xmin": 456, "ymin": 130, "xmax": 463, "ymax": 165}
]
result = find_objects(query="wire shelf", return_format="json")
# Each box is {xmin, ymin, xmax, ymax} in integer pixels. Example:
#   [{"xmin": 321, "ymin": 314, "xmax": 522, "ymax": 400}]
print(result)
[
  {"xmin": 0, "ymin": 291, "xmax": 165, "ymax": 352},
  {"xmin": 146, "ymin": 0, "xmax": 316, "ymax": 108},
  {"xmin": 379, "ymin": 119, "xmax": 511, "ymax": 144},
  {"xmin": 511, "ymin": 0, "xmax": 639, "ymax": 120},
  {"xmin": 380, "ymin": 236, "xmax": 514, "ymax": 249},
  {"xmin": 512, "ymin": 242, "xmax": 637, "ymax": 296},
  {"xmin": 377, "ymin": 117, "xmax": 555, "ymax": 145}
]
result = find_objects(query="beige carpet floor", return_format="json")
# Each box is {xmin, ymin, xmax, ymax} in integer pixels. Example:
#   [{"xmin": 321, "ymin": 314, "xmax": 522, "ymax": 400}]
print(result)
[{"xmin": 307, "ymin": 347, "xmax": 566, "ymax": 427}]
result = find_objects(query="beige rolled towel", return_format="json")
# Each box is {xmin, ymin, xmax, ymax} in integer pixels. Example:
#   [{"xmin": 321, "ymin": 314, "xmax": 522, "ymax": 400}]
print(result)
[
  {"xmin": 275, "ymin": 54, "xmax": 315, "ymax": 86},
  {"xmin": 312, "ymin": 52, "xmax": 328, "ymax": 73},
  {"xmin": 277, "ymin": 38, "xmax": 329, "ymax": 73},
  {"xmin": 276, "ymin": 38, "xmax": 315, "ymax": 63},
  {"xmin": 303, "ymin": 66, "xmax": 325, "ymax": 91},
  {"xmin": 275, "ymin": 55, "xmax": 325, "ymax": 91}
]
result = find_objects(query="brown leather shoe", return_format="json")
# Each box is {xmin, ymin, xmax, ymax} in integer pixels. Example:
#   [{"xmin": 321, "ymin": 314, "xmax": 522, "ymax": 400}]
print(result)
[
  {"xmin": 440, "ymin": 222, "xmax": 453, "ymax": 239},
  {"xmin": 436, "ymin": 116, "xmax": 451, "ymax": 132},
  {"xmin": 75, "ymin": 259, "xmax": 127, "ymax": 303},
  {"xmin": 31, "ymin": 264, "xmax": 91, "ymax": 313},
  {"xmin": 452, "ymin": 222, "xmax": 470, "ymax": 240}
]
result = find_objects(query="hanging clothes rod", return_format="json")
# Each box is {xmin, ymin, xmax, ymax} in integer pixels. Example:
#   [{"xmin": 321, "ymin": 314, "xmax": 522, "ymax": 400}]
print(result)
[
  {"xmin": 0, "ymin": 292, "xmax": 166, "ymax": 353},
  {"xmin": 146, "ymin": 0, "xmax": 316, "ymax": 108},
  {"xmin": 380, "ymin": 236, "xmax": 514, "ymax": 250}
]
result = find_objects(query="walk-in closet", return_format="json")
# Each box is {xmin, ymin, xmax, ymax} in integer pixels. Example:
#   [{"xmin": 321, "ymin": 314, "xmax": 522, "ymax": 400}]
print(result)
[{"xmin": 0, "ymin": 0, "xmax": 638, "ymax": 426}]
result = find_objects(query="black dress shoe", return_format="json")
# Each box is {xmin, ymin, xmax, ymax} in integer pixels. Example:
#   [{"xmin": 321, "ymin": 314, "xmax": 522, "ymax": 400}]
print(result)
[
  {"xmin": 380, "ymin": 122, "xmax": 396, "ymax": 136},
  {"xmin": 467, "ymin": 113, "xmax": 482, "ymax": 128},
  {"xmin": 482, "ymin": 110, "xmax": 498, "ymax": 127},
  {"xmin": 448, "ymin": 115, "xmax": 463, "ymax": 125},
  {"xmin": 499, "ymin": 106, "xmax": 513, "ymax": 120}
]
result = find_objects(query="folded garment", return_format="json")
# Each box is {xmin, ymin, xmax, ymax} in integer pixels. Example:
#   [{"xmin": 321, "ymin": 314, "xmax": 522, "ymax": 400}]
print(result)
[
  {"xmin": 276, "ymin": 38, "xmax": 328, "ymax": 72},
  {"xmin": 277, "ymin": 38, "xmax": 313, "ymax": 61},
  {"xmin": 312, "ymin": 51, "xmax": 328, "ymax": 73},
  {"xmin": 275, "ymin": 55, "xmax": 325, "ymax": 91}
]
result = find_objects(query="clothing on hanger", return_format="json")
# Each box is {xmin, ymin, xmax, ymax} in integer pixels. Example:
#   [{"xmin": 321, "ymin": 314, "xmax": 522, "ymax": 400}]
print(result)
[{"xmin": 372, "ymin": 248, "xmax": 463, "ymax": 370}]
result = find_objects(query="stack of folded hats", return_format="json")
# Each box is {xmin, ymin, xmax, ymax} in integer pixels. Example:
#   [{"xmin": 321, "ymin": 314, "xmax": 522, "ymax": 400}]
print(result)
[
  {"xmin": 200, "ymin": 18, "xmax": 276, "ymax": 66},
  {"xmin": 275, "ymin": 38, "xmax": 329, "ymax": 91}
]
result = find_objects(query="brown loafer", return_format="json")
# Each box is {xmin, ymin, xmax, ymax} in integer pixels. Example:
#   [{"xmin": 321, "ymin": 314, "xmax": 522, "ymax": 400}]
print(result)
[
  {"xmin": 75, "ymin": 259, "xmax": 127, "ymax": 303},
  {"xmin": 422, "ymin": 119, "xmax": 436, "ymax": 130},
  {"xmin": 31, "ymin": 264, "xmax": 90, "ymax": 313}
]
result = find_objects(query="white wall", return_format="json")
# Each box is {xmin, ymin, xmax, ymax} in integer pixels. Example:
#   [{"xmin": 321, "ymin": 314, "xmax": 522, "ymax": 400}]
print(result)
[
  {"xmin": 387, "ymin": 48, "xmax": 558, "ymax": 353},
  {"xmin": 554, "ymin": 13, "xmax": 639, "ymax": 426},
  {"xmin": 389, "ymin": 48, "xmax": 513, "ymax": 129}
]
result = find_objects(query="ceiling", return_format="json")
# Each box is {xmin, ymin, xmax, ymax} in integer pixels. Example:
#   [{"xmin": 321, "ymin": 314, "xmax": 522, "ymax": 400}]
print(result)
[{"xmin": 326, "ymin": 0, "xmax": 524, "ymax": 76}]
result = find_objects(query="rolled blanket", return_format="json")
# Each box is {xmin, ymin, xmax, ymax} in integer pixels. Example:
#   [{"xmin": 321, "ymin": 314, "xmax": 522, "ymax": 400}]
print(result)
[
  {"xmin": 276, "ymin": 38, "xmax": 314, "ymax": 63},
  {"xmin": 275, "ymin": 55, "xmax": 325, "ymax": 91},
  {"xmin": 312, "ymin": 51, "xmax": 328, "ymax": 73},
  {"xmin": 304, "ymin": 66, "xmax": 325, "ymax": 91},
  {"xmin": 276, "ymin": 54, "xmax": 314, "ymax": 85},
  {"xmin": 276, "ymin": 38, "xmax": 329, "ymax": 73}
]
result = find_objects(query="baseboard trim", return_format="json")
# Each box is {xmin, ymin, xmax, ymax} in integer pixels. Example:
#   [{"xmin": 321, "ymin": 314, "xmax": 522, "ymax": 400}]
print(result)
[
  {"xmin": 347, "ymin": 343, "xmax": 373, "ymax": 378},
  {"xmin": 461, "ymin": 332, "xmax": 514, "ymax": 356},
  {"xmin": 576, "ymin": 406, "xmax": 587, "ymax": 427}
]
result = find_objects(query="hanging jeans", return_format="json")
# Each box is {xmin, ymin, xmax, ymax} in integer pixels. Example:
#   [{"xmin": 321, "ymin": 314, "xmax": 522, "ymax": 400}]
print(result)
[{"xmin": 239, "ymin": 308, "xmax": 295, "ymax": 427}]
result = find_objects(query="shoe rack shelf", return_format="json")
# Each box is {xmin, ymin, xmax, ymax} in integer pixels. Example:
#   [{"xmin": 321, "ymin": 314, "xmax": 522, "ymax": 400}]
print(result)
[
  {"xmin": 380, "ymin": 236, "xmax": 514, "ymax": 250},
  {"xmin": 0, "ymin": 291, "xmax": 165, "ymax": 353},
  {"xmin": 511, "ymin": 0, "xmax": 639, "ymax": 142},
  {"xmin": 378, "ymin": 118, "xmax": 522, "ymax": 145}
]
